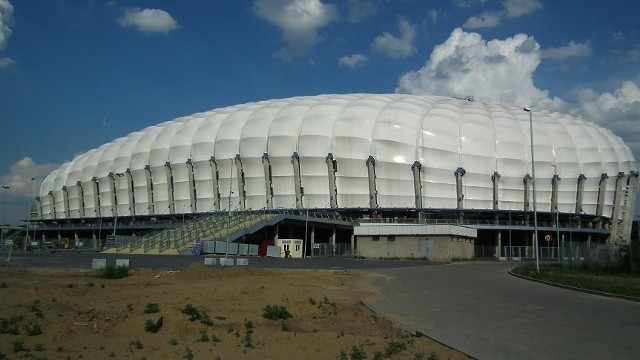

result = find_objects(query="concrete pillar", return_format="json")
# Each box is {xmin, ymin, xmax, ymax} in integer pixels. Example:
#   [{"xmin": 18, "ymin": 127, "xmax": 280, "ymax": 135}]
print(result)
[
  {"xmin": 36, "ymin": 196, "xmax": 43, "ymax": 220},
  {"xmin": 92, "ymin": 177, "xmax": 100, "ymax": 217},
  {"xmin": 326, "ymin": 153, "xmax": 338, "ymax": 209},
  {"xmin": 491, "ymin": 171, "xmax": 500, "ymax": 210},
  {"xmin": 366, "ymin": 156, "xmax": 378, "ymax": 208},
  {"xmin": 291, "ymin": 152, "xmax": 304, "ymax": 209},
  {"xmin": 609, "ymin": 172, "xmax": 626, "ymax": 244},
  {"xmin": 234, "ymin": 154, "xmax": 246, "ymax": 211},
  {"xmin": 575, "ymin": 174, "xmax": 586, "ymax": 214},
  {"xmin": 350, "ymin": 233, "xmax": 355, "ymax": 257},
  {"xmin": 76, "ymin": 181, "xmax": 85, "ymax": 218},
  {"xmin": 262, "ymin": 153, "xmax": 274, "ymax": 209},
  {"xmin": 310, "ymin": 226, "xmax": 315, "ymax": 257},
  {"xmin": 551, "ymin": 174, "xmax": 560, "ymax": 212},
  {"xmin": 621, "ymin": 171, "xmax": 639, "ymax": 243},
  {"xmin": 455, "ymin": 167, "xmax": 466, "ymax": 209},
  {"xmin": 412, "ymin": 161, "xmax": 422, "ymax": 208},
  {"xmin": 48, "ymin": 191, "xmax": 57, "ymax": 220},
  {"xmin": 144, "ymin": 165, "xmax": 154, "ymax": 214},
  {"xmin": 496, "ymin": 231, "xmax": 501, "ymax": 258},
  {"xmin": 209, "ymin": 157, "xmax": 221, "ymax": 211},
  {"xmin": 108, "ymin": 172, "xmax": 117, "ymax": 216},
  {"xmin": 164, "ymin": 162, "xmax": 175, "ymax": 214},
  {"xmin": 62, "ymin": 186, "xmax": 70, "ymax": 218},
  {"xmin": 186, "ymin": 159, "xmax": 196, "ymax": 212}
]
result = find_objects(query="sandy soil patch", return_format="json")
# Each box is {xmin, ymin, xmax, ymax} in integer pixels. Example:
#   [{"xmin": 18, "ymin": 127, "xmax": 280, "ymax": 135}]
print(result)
[{"xmin": 0, "ymin": 265, "xmax": 468, "ymax": 359}]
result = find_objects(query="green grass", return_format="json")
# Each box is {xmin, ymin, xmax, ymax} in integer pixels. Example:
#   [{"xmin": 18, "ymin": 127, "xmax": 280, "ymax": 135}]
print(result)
[
  {"xmin": 513, "ymin": 264, "xmax": 640, "ymax": 297},
  {"xmin": 261, "ymin": 304, "xmax": 292, "ymax": 320}
]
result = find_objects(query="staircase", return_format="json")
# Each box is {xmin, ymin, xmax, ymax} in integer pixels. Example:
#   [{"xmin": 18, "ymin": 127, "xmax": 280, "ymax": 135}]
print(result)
[{"xmin": 102, "ymin": 212, "xmax": 276, "ymax": 255}]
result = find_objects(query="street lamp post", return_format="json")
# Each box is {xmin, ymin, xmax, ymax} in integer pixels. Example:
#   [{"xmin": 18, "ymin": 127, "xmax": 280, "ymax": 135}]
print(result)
[
  {"xmin": 551, "ymin": 164, "xmax": 561, "ymax": 263},
  {"xmin": 1, "ymin": 186, "xmax": 10, "ymax": 248},
  {"xmin": 24, "ymin": 178, "xmax": 35, "ymax": 252},
  {"xmin": 524, "ymin": 107, "xmax": 540, "ymax": 273}
]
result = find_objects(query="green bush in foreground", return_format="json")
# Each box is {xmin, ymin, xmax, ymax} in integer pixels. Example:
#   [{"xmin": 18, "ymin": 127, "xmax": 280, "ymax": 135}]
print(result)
[
  {"xmin": 96, "ymin": 264, "xmax": 130, "ymax": 279},
  {"xmin": 261, "ymin": 304, "xmax": 292, "ymax": 320}
]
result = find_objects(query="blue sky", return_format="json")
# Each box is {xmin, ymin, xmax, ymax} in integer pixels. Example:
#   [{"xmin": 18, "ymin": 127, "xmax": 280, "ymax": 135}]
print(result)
[{"xmin": 1, "ymin": 0, "xmax": 639, "ymax": 224}]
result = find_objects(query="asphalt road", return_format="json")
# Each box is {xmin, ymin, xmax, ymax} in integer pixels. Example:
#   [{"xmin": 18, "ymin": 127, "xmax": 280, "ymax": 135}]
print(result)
[{"xmin": 364, "ymin": 262, "xmax": 640, "ymax": 360}]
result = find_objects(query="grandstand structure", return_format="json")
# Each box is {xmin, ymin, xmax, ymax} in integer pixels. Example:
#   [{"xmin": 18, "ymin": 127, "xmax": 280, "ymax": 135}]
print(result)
[{"xmin": 27, "ymin": 94, "xmax": 638, "ymax": 258}]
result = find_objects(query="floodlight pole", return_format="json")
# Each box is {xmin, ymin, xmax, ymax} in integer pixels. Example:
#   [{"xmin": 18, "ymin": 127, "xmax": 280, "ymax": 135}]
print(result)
[{"xmin": 524, "ymin": 107, "xmax": 540, "ymax": 273}]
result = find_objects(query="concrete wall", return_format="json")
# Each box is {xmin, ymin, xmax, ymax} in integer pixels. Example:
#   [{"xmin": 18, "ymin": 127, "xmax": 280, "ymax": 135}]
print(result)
[{"xmin": 356, "ymin": 235, "xmax": 474, "ymax": 261}]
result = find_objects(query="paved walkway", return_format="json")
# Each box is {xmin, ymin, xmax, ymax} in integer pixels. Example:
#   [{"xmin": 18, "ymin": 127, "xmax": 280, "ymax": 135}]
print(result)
[{"xmin": 364, "ymin": 262, "xmax": 640, "ymax": 360}]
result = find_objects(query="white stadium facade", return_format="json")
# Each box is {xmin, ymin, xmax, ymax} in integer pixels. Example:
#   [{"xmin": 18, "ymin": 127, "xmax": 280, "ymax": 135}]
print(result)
[{"xmin": 32, "ymin": 94, "xmax": 638, "ymax": 259}]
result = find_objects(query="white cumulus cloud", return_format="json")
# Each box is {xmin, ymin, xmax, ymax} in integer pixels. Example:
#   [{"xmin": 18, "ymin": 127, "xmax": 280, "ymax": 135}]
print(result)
[
  {"xmin": 371, "ymin": 17, "xmax": 417, "ymax": 59},
  {"xmin": 254, "ymin": 0, "xmax": 338, "ymax": 61},
  {"xmin": 1, "ymin": 157, "xmax": 60, "ymax": 198},
  {"xmin": 118, "ymin": 8, "xmax": 178, "ymax": 34},
  {"xmin": 0, "ymin": 0, "xmax": 13, "ymax": 51},
  {"xmin": 503, "ymin": 0, "xmax": 543, "ymax": 18},
  {"xmin": 542, "ymin": 41, "xmax": 592, "ymax": 60},
  {"xmin": 396, "ymin": 28, "xmax": 567, "ymax": 111},
  {"xmin": 463, "ymin": 0, "xmax": 542, "ymax": 29},
  {"xmin": 463, "ymin": 11, "xmax": 502, "ymax": 29},
  {"xmin": 338, "ymin": 53, "xmax": 368, "ymax": 68}
]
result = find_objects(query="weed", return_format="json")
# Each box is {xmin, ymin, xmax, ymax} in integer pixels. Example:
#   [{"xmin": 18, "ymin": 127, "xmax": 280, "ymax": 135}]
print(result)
[
  {"xmin": 281, "ymin": 321, "xmax": 290, "ymax": 332},
  {"xmin": 211, "ymin": 334, "xmax": 221, "ymax": 343},
  {"xmin": 34, "ymin": 344, "xmax": 44, "ymax": 352},
  {"xmin": 11, "ymin": 340, "xmax": 26, "ymax": 353},
  {"xmin": 143, "ymin": 303, "xmax": 160, "ymax": 314},
  {"xmin": 182, "ymin": 304, "xmax": 213, "ymax": 326},
  {"xmin": 57, "ymin": 346, "xmax": 64, "ymax": 352},
  {"xmin": 182, "ymin": 346, "xmax": 194, "ymax": 360},
  {"xmin": 144, "ymin": 319, "xmax": 160, "ymax": 333},
  {"xmin": 244, "ymin": 319, "xmax": 254, "ymax": 348},
  {"xmin": 199, "ymin": 329, "xmax": 209, "ymax": 342},
  {"xmin": 31, "ymin": 300, "xmax": 44, "ymax": 318},
  {"xmin": 169, "ymin": 338, "xmax": 178, "ymax": 346},
  {"xmin": 350, "ymin": 345, "xmax": 367, "ymax": 360},
  {"xmin": 27, "ymin": 323, "xmax": 43, "ymax": 336},
  {"xmin": 413, "ymin": 352, "xmax": 425, "ymax": 360},
  {"xmin": 0, "ymin": 282, "xmax": 7, "ymax": 288},
  {"xmin": 318, "ymin": 296, "xmax": 338, "ymax": 316},
  {"xmin": 96, "ymin": 264, "xmax": 130, "ymax": 279},
  {"xmin": 0, "ymin": 316, "xmax": 21, "ymax": 335},
  {"xmin": 262, "ymin": 304, "xmax": 292, "ymax": 320},
  {"xmin": 308, "ymin": 297, "xmax": 317, "ymax": 305},
  {"xmin": 86, "ymin": 282, "xmax": 95, "ymax": 287},
  {"xmin": 373, "ymin": 350, "xmax": 384, "ymax": 360},
  {"xmin": 427, "ymin": 352, "xmax": 439, "ymax": 360},
  {"xmin": 130, "ymin": 340, "xmax": 144, "ymax": 350},
  {"xmin": 312, "ymin": 328, "xmax": 319, "ymax": 333},
  {"xmin": 214, "ymin": 315, "xmax": 227, "ymax": 320},
  {"xmin": 385, "ymin": 340, "xmax": 407, "ymax": 357}
]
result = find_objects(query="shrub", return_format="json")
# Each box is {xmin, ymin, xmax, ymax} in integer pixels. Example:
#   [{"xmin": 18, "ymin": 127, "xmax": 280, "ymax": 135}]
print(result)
[
  {"xmin": 27, "ymin": 323, "xmax": 43, "ymax": 336},
  {"xmin": 182, "ymin": 304, "xmax": 213, "ymax": 326},
  {"xmin": 11, "ymin": 341, "xmax": 25, "ymax": 353},
  {"xmin": 261, "ymin": 304, "xmax": 292, "ymax": 320},
  {"xmin": 144, "ymin": 319, "xmax": 160, "ymax": 333},
  {"xmin": 244, "ymin": 320, "xmax": 254, "ymax": 348},
  {"xmin": 96, "ymin": 264, "xmax": 130, "ymax": 279},
  {"xmin": 0, "ymin": 316, "xmax": 21, "ymax": 335},
  {"xmin": 143, "ymin": 303, "xmax": 160, "ymax": 314}
]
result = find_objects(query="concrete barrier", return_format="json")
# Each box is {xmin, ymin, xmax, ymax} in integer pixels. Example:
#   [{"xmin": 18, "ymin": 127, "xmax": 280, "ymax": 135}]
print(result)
[
  {"xmin": 204, "ymin": 258, "xmax": 217, "ymax": 266},
  {"xmin": 91, "ymin": 258, "xmax": 107, "ymax": 269},
  {"xmin": 115, "ymin": 259, "xmax": 130, "ymax": 268},
  {"xmin": 236, "ymin": 258, "xmax": 249, "ymax": 266},
  {"xmin": 220, "ymin": 258, "xmax": 235, "ymax": 267}
]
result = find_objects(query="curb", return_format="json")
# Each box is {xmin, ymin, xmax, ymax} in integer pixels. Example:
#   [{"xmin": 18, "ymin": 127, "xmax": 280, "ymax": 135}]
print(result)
[
  {"xmin": 359, "ymin": 299, "xmax": 477, "ymax": 359},
  {"xmin": 508, "ymin": 269, "xmax": 640, "ymax": 302}
]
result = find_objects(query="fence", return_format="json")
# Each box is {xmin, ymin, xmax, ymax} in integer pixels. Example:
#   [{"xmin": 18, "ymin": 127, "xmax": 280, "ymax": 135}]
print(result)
[
  {"xmin": 496, "ymin": 243, "xmax": 622, "ymax": 265},
  {"xmin": 311, "ymin": 243, "xmax": 352, "ymax": 257}
]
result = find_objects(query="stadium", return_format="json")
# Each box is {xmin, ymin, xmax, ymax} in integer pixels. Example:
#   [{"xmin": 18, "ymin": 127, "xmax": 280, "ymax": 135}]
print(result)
[{"xmin": 29, "ymin": 94, "xmax": 638, "ymax": 260}]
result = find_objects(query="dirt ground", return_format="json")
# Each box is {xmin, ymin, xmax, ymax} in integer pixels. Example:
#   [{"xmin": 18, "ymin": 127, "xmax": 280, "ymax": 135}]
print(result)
[{"xmin": 0, "ymin": 265, "xmax": 468, "ymax": 360}]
